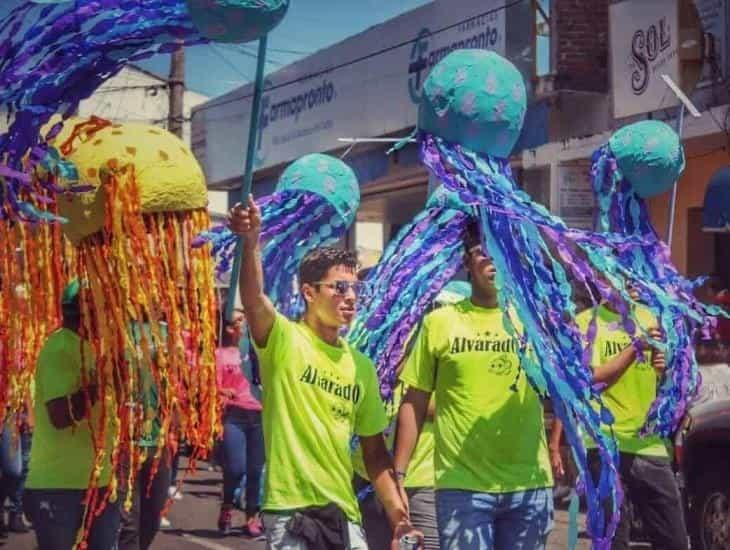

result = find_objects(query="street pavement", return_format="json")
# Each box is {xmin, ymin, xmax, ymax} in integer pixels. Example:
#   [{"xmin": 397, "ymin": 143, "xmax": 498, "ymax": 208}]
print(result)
[{"xmin": 1, "ymin": 459, "xmax": 597, "ymax": 549}]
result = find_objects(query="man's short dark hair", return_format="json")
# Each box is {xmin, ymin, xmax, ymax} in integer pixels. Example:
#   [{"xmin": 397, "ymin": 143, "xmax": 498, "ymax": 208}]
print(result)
[
  {"xmin": 299, "ymin": 247, "xmax": 358, "ymax": 286},
  {"xmin": 357, "ymin": 267, "xmax": 373, "ymax": 282},
  {"xmin": 61, "ymin": 295, "xmax": 81, "ymax": 324},
  {"xmin": 463, "ymin": 220, "xmax": 481, "ymax": 254}
]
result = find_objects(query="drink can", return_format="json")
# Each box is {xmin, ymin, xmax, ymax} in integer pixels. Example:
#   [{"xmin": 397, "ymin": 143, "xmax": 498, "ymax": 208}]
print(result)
[{"xmin": 399, "ymin": 534, "xmax": 419, "ymax": 549}]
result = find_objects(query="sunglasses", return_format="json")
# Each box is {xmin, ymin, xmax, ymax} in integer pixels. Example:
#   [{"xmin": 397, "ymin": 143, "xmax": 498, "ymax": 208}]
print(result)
[{"xmin": 312, "ymin": 280, "xmax": 371, "ymax": 297}]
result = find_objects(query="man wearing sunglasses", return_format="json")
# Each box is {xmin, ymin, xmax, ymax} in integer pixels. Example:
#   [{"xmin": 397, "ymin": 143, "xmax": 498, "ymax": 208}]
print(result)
[
  {"xmin": 228, "ymin": 196, "xmax": 421, "ymax": 550},
  {"xmin": 394, "ymin": 222, "xmax": 553, "ymax": 550}
]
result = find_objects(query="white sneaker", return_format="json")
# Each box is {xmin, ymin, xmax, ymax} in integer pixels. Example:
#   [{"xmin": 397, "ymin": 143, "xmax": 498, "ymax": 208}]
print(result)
[
  {"xmin": 159, "ymin": 517, "xmax": 172, "ymax": 529},
  {"xmin": 168, "ymin": 486, "xmax": 183, "ymax": 501}
]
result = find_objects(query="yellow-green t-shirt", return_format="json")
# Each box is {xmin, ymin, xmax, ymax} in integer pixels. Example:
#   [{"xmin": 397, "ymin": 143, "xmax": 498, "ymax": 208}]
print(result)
[
  {"xmin": 352, "ymin": 382, "xmax": 436, "ymax": 489},
  {"xmin": 254, "ymin": 313, "xmax": 388, "ymax": 523},
  {"xmin": 401, "ymin": 300, "xmax": 552, "ymax": 493},
  {"xmin": 578, "ymin": 305, "xmax": 669, "ymax": 457},
  {"xmin": 27, "ymin": 328, "xmax": 113, "ymax": 489}
]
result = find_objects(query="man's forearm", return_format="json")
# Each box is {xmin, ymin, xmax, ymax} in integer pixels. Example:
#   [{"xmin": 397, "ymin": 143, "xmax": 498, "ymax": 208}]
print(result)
[
  {"xmin": 370, "ymin": 463, "xmax": 409, "ymax": 529},
  {"xmin": 46, "ymin": 386, "xmax": 98, "ymax": 429},
  {"xmin": 239, "ymin": 239, "xmax": 265, "ymax": 313},
  {"xmin": 393, "ymin": 398, "xmax": 427, "ymax": 475},
  {"xmin": 593, "ymin": 345, "xmax": 640, "ymax": 388}
]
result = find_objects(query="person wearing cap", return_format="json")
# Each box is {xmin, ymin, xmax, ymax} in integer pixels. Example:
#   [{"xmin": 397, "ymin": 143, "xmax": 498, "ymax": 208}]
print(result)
[
  {"xmin": 24, "ymin": 281, "xmax": 119, "ymax": 550},
  {"xmin": 394, "ymin": 222, "xmax": 554, "ymax": 550}
]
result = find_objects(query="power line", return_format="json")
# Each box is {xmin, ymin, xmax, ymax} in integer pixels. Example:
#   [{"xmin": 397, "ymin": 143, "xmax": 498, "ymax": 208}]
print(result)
[
  {"xmin": 208, "ymin": 43, "xmax": 254, "ymax": 81},
  {"xmin": 194, "ymin": 0, "xmax": 526, "ymax": 115},
  {"xmin": 219, "ymin": 43, "xmax": 312, "ymax": 57},
  {"xmin": 216, "ymin": 43, "xmax": 286, "ymax": 67}
]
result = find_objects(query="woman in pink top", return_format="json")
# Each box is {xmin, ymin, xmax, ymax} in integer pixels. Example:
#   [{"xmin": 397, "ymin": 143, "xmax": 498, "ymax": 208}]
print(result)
[{"xmin": 216, "ymin": 309, "xmax": 264, "ymax": 537}]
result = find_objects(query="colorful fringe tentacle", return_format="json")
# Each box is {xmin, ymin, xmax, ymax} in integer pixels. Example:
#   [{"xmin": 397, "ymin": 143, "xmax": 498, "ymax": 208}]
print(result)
[
  {"xmin": 0, "ymin": 0, "xmax": 206, "ymax": 221},
  {"xmin": 348, "ymin": 206, "xmax": 470, "ymax": 399},
  {"xmin": 194, "ymin": 191, "xmax": 346, "ymax": 318}
]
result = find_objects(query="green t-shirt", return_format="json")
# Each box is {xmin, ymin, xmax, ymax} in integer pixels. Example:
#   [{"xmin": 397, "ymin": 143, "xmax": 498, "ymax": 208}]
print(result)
[
  {"xmin": 400, "ymin": 299, "xmax": 552, "ymax": 494},
  {"xmin": 27, "ymin": 328, "xmax": 114, "ymax": 489},
  {"xmin": 578, "ymin": 305, "xmax": 669, "ymax": 457},
  {"xmin": 254, "ymin": 313, "xmax": 388, "ymax": 523},
  {"xmin": 352, "ymin": 382, "xmax": 436, "ymax": 489}
]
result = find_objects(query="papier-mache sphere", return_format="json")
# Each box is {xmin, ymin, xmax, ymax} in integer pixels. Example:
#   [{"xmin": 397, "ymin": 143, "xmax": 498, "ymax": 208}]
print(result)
[
  {"xmin": 276, "ymin": 154, "xmax": 360, "ymax": 227},
  {"xmin": 54, "ymin": 121, "xmax": 207, "ymax": 244},
  {"xmin": 185, "ymin": 0, "xmax": 289, "ymax": 43},
  {"xmin": 418, "ymin": 49, "xmax": 527, "ymax": 159},
  {"xmin": 608, "ymin": 120, "xmax": 685, "ymax": 199},
  {"xmin": 426, "ymin": 184, "xmax": 474, "ymax": 216}
]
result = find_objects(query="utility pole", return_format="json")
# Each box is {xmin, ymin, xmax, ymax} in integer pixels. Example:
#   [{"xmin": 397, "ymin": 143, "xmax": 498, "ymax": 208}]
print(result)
[{"xmin": 168, "ymin": 46, "xmax": 185, "ymax": 138}]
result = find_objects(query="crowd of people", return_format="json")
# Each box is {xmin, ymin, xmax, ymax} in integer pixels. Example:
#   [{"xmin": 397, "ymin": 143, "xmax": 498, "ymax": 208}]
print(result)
[{"xmin": 0, "ymin": 195, "xmax": 727, "ymax": 550}]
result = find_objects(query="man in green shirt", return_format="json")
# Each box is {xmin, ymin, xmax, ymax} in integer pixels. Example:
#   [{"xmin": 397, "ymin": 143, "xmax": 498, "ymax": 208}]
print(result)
[
  {"xmin": 575, "ymin": 294, "xmax": 688, "ymax": 550},
  {"xmin": 228, "ymin": 196, "xmax": 421, "ymax": 549},
  {"xmin": 24, "ymin": 281, "xmax": 119, "ymax": 550},
  {"xmin": 394, "ymin": 224, "xmax": 553, "ymax": 550}
]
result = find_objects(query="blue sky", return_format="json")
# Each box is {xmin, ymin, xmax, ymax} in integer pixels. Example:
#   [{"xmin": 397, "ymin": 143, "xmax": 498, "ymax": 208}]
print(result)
[
  {"xmin": 1, "ymin": 1, "xmax": 549, "ymax": 99},
  {"xmin": 0, "ymin": 1, "xmax": 433, "ymax": 98}
]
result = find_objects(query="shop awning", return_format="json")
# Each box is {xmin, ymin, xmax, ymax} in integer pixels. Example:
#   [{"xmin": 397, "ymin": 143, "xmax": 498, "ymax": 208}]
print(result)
[{"xmin": 703, "ymin": 166, "xmax": 730, "ymax": 232}]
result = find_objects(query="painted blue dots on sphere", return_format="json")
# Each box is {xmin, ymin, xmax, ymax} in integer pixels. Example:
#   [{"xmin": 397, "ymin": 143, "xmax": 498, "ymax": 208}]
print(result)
[
  {"xmin": 418, "ymin": 49, "xmax": 527, "ymax": 159},
  {"xmin": 608, "ymin": 121, "xmax": 685, "ymax": 199},
  {"xmin": 277, "ymin": 153, "xmax": 360, "ymax": 227}
]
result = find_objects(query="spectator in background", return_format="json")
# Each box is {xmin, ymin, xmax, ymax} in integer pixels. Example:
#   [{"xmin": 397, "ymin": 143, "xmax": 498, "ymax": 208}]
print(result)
[{"xmin": 216, "ymin": 308, "xmax": 265, "ymax": 538}]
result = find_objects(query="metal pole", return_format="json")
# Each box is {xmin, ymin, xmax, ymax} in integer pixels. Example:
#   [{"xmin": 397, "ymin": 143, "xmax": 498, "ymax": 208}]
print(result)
[
  {"xmin": 225, "ymin": 35, "xmax": 268, "ymax": 321},
  {"xmin": 666, "ymin": 104, "xmax": 686, "ymax": 248}
]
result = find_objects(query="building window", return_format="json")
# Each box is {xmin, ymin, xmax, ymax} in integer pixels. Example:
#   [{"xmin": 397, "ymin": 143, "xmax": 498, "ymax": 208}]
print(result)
[{"xmin": 535, "ymin": 0, "xmax": 551, "ymax": 78}]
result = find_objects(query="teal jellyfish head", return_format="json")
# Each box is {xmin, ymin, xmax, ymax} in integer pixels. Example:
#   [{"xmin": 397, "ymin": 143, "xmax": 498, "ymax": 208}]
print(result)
[
  {"xmin": 418, "ymin": 49, "xmax": 527, "ymax": 159},
  {"xmin": 608, "ymin": 120, "xmax": 685, "ymax": 199},
  {"xmin": 427, "ymin": 184, "xmax": 475, "ymax": 216},
  {"xmin": 277, "ymin": 154, "xmax": 360, "ymax": 227},
  {"xmin": 185, "ymin": 0, "xmax": 289, "ymax": 43}
]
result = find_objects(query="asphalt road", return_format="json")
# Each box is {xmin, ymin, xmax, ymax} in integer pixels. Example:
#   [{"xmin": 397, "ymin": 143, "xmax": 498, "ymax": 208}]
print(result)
[{"xmin": 2, "ymin": 460, "xmax": 594, "ymax": 549}]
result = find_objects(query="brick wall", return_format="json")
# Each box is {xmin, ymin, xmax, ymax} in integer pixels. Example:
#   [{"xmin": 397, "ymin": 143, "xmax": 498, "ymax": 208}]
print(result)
[{"xmin": 554, "ymin": 0, "xmax": 609, "ymax": 92}]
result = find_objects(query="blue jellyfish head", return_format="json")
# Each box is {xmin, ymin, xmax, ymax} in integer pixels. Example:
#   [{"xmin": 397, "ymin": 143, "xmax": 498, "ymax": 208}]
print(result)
[
  {"xmin": 608, "ymin": 120, "xmax": 685, "ymax": 199},
  {"xmin": 418, "ymin": 49, "xmax": 527, "ymax": 159},
  {"xmin": 276, "ymin": 153, "xmax": 360, "ymax": 227},
  {"xmin": 185, "ymin": 0, "xmax": 289, "ymax": 43}
]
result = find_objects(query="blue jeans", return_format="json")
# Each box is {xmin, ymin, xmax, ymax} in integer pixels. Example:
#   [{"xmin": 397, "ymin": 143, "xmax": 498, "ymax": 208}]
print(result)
[
  {"xmin": 436, "ymin": 488, "xmax": 554, "ymax": 550},
  {"xmin": 0, "ymin": 422, "xmax": 32, "ymax": 514},
  {"xmin": 221, "ymin": 407, "xmax": 264, "ymax": 515},
  {"xmin": 24, "ymin": 488, "xmax": 120, "ymax": 550}
]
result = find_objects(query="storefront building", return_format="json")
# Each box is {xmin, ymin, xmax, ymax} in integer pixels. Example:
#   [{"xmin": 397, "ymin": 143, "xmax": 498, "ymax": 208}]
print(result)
[{"xmin": 192, "ymin": 0, "xmax": 730, "ymax": 280}]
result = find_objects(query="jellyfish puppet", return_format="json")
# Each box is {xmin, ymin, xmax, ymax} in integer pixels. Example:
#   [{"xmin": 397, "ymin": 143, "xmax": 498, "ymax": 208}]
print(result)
[
  {"xmin": 591, "ymin": 120, "xmax": 728, "ymax": 432},
  {"xmin": 348, "ymin": 185, "xmax": 475, "ymax": 400},
  {"xmin": 0, "ymin": 0, "xmax": 288, "ymax": 222},
  {"xmin": 42, "ymin": 117, "xmax": 218, "ymax": 544},
  {"xmin": 414, "ymin": 49, "xmax": 620, "ymax": 546},
  {"xmin": 412, "ymin": 49, "xmax": 721, "ymax": 547},
  {"xmin": 195, "ymin": 153, "xmax": 361, "ymax": 318}
]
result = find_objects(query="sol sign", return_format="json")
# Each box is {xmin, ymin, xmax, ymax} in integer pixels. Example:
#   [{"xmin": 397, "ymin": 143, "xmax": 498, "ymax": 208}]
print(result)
[{"xmin": 610, "ymin": 0, "xmax": 680, "ymax": 118}]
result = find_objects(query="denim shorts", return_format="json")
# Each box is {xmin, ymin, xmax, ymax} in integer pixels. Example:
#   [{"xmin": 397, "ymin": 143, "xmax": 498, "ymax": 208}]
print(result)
[{"xmin": 436, "ymin": 487, "xmax": 554, "ymax": 550}]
